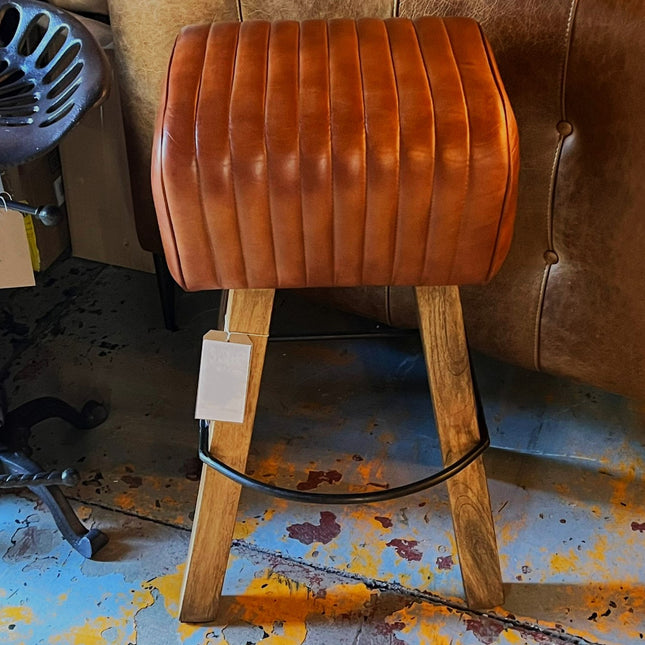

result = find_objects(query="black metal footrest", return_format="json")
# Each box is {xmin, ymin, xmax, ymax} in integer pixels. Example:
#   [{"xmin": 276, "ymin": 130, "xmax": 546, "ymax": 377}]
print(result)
[{"xmin": 198, "ymin": 418, "xmax": 490, "ymax": 505}]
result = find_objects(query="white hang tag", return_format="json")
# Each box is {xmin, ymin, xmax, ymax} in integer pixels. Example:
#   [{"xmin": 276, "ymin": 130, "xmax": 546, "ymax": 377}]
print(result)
[
  {"xmin": 0, "ymin": 209, "xmax": 36, "ymax": 288},
  {"xmin": 195, "ymin": 330, "xmax": 252, "ymax": 423}
]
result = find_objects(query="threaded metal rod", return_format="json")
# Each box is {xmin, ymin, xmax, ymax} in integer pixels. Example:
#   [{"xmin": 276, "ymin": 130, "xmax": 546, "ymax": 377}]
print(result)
[{"xmin": 0, "ymin": 468, "xmax": 80, "ymax": 489}]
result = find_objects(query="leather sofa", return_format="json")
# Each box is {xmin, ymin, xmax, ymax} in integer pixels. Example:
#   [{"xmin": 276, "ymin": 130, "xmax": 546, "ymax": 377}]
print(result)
[{"xmin": 68, "ymin": 0, "xmax": 645, "ymax": 400}]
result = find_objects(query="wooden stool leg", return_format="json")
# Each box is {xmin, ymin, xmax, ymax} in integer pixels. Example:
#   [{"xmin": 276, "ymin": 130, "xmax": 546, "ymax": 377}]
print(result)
[
  {"xmin": 179, "ymin": 288, "xmax": 275, "ymax": 623},
  {"xmin": 415, "ymin": 285, "xmax": 504, "ymax": 609}
]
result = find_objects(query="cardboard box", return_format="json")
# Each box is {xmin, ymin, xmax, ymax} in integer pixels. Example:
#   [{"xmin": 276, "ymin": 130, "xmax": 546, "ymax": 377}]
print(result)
[
  {"xmin": 0, "ymin": 148, "xmax": 70, "ymax": 272},
  {"xmin": 58, "ymin": 19, "xmax": 154, "ymax": 274}
]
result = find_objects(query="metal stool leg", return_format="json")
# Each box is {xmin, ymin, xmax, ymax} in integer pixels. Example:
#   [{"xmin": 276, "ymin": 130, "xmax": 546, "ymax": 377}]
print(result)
[
  {"xmin": 0, "ymin": 450, "xmax": 108, "ymax": 558},
  {"xmin": 0, "ymin": 396, "xmax": 109, "ymax": 558},
  {"xmin": 154, "ymin": 253, "xmax": 177, "ymax": 332}
]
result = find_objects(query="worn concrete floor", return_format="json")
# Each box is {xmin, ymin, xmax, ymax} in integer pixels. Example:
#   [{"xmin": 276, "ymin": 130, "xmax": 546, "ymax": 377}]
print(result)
[{"xmin": 0, "ymin": 257, "xmax": 644, "ymax": 645}]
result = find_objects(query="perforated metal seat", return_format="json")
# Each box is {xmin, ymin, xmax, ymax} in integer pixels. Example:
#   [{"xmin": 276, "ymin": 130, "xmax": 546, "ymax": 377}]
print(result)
[{"xmin": 0, "ymin": 0, "xmax": 108, "ymax": 167}]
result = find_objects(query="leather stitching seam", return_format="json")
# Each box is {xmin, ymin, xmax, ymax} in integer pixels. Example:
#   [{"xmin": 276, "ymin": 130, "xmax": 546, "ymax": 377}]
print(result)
[
  {"xmin": 534, "ymin": 0, "xmax": 579, "ymax": 371},
  {"xmin": 195, "ymin": 26, "xmax": 221, "ymax": 288},
  {"xmin": 156, "ymin": 37, "xmax": 187, "ymax": 290}
]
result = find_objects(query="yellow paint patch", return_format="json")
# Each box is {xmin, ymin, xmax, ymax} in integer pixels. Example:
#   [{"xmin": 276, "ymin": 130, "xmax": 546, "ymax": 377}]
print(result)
[
  {"xmin": 234, "ymin": 508, "xmax": 276, "ymax": 540},
  {"xmin": 349, "ymin": 541, "xmax": 382, "ymax": 579},
  {"xmin": 143, "ymin": 564, "xmax": 202, "ymax": 641},
  {"xmin": 0, "ymin": 605, "xmax": 34, "ymax": 624},
  {"xmin": 220, "ymin": 572, "xmax": 375, "ymax": 645},
  {"xmin": 502, "ymin": 629, "xmax": 530, "ymax": 644},
  {"xmin": 499, "ymin": 515, "xmax": 528, "ymax": 548},
  {"xmin": 550, "ymin": 549, "xmax": 578, "ymax": 575},
  {"xmin": 48, "ymin": 590, "xmax": 154, "ymax": 645},
  {"xmin": 587, "ymin": 534, "xmax": 607, "ymax": 566}
]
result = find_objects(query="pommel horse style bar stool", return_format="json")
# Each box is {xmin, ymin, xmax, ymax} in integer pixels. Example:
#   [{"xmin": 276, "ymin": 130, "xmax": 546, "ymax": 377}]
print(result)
[{"xmin": 151, "ymin": 16, "xmax": 519, "ymax": 623}]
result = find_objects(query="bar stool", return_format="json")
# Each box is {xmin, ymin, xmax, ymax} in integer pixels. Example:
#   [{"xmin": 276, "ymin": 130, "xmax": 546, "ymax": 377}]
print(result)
[{"xmin": 151, "ymin": 16, "xmax": 519, "ymax": 622}]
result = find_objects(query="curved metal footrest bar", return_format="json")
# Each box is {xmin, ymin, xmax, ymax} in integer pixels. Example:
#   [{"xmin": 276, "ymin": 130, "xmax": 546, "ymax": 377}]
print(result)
[{"xmin": 198, "ymin": 417, "xmax": 490, "ymax": 505}]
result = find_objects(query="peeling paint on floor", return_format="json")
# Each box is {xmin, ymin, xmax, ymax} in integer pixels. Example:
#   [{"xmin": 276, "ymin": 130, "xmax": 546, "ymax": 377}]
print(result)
[{"xmin": 1, "ymin": 258, "xmax": 644, "ymax": 644}]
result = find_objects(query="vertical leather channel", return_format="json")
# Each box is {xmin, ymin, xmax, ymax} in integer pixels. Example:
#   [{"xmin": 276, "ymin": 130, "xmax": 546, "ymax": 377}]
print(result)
[
  {"xmin": 356, "ymin": 19, "xmax": 400, "ymax": 286},
  {"xmin": 197, "ymin": 22, "xmax": 247, "ymax": 287},
  {"xmin": 414, "ymin": 17, "xmax": 470, "ymax": 286},
  {"xmin": 153, "ymin": 26, "xmax": 212, "ymax": 291},
  {"xmin": 328, "ymin": 20, "xmax": 367, "ymax": 286},
  {"xmin": 386, "ymin": 17, "xmax": 434, "ymax": 286},
  {"xmin": 299, "ymin": 20, "xmax": 334, "ymax": 286},
  {"xmin": 229, "ymin": 21, "xmax": 277, "ymax": 287},
  {"xmin": 265, "ymin": 21, "xmax": 306, "ymax": 287}
]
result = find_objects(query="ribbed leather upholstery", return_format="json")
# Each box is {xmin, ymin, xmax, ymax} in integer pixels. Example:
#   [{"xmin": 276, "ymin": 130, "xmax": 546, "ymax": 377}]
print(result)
[{"xmin": 151, "ymin": 17, "xmax": 518, "ymax": 291}]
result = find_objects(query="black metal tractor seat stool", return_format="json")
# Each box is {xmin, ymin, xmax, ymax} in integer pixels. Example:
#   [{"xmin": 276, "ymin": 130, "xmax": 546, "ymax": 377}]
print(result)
[{"xmin": 0, "ymin": 0, "xmax": 110, "ymax": 558}]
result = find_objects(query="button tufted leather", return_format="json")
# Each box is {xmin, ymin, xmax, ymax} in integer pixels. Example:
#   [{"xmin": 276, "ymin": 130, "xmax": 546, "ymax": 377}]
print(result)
[{"xmin": 151, "ymin": 17, "xmax": 518, "ymax": 291}]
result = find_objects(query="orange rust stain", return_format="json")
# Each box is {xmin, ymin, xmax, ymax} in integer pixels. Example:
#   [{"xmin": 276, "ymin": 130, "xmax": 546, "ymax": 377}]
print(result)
[
  {"xmin": 288, "ymin": 401, "xmax": 337, "ymax": 420},
  {"xmin": 385, "ymin": 603, "xmax": 454, "ymax": 645},
  {"xmin": 583, "ymin": 585, "xmax": 645, "ymax": 639},
  {"xmin": 113, "ymin": 492, "xmax": 135, "ymax": 511},
  {"xmin": 553, "ymin": 482, "xmax": 571, "ymax": 497},
  {"xmin": 247, "ymin": 443, "xmax": 297, "ymax": 483},
  {"xmin": 365, "ymin": 416, "xmax": 379, "ymax": 433},
  {"xmin": 378, "ymin": 430, "xmax": 396, "ymax": 446},
  {"xmin": 609, "ymin": 465, "xmax": 635, "ymax": 507},
  {"xmin": 354, "ymin": 459, "xmax": 387, "ymax": 489},
  {"xmin": 143, "ymin": 564, "xmax": 385, "ymax": 644},
  {"xmin": 418, "ymin": 562, "xmax": 434, "ymax": 578},
  {"xmin": 587, "ymin": 534, "xmax": 608, "ymax": 566},
  {"xmin": 506, "ymin": 582, "xmax": 645, "ymax": 644}
]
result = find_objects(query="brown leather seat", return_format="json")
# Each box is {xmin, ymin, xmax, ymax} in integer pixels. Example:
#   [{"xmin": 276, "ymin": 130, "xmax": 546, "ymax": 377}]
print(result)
[
  {"xmin": 151, "ymin": 16, "xmax": 518, "ymax": 623},
  {"xmin": 152, "ymin": 17, "xmax": 518, "ymax": 292}
]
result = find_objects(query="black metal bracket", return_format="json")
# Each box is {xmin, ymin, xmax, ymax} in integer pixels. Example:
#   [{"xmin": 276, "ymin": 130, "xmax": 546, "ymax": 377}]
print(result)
[
  {"xmin": 0, "ymin": 397, "xmax": 110, "ymax": 558},
  {"xmin": 2, "ymin": 198, "xmax": 63, "ymax": 227}
]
